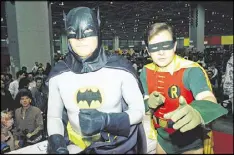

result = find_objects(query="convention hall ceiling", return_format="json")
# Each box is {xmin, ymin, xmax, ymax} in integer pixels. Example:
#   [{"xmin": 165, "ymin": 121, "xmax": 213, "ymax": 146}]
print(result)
[{"xmin": 1, "ymin": 1, "xmax": 233, "ymax": 40}]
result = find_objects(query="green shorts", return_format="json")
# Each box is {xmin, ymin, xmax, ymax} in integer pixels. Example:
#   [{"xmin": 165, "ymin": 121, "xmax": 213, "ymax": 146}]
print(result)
[{"xmin": 157, "ymin": 126, "xmax": 204, "ymax": 154}]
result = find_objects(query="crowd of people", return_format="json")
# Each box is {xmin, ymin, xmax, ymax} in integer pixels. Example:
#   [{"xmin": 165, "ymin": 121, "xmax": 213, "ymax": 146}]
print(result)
[{"xmin": 1, "ymin": 62, "xmax": 51, "ymax": 153}]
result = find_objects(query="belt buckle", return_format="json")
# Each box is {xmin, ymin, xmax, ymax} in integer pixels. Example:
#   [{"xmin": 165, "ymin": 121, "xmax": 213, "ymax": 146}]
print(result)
[{"xmin": 159, "ymin": 118, "xmax": 168, "ymax": 128}]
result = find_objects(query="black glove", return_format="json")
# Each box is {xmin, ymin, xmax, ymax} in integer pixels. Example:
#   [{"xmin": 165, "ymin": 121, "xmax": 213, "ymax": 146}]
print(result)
[
  {"xmin": 47, "ymin": 134, "xmax": 69, "ymax": 154},
  {"xmin": 79, "ymin": 109, "xmax": 130, "ymax": 137}
]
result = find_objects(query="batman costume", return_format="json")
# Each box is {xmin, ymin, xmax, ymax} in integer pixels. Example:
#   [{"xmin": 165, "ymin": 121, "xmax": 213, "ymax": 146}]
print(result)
[{"xmin": 46, "ymin": 7, "xmax": 147, "ymax": 154}]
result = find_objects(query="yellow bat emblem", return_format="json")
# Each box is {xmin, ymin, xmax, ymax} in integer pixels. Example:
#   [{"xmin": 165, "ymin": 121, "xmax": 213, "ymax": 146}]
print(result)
[{"xmin": 76, "ymin": 87, "xmax": 103, "ymax": 109}]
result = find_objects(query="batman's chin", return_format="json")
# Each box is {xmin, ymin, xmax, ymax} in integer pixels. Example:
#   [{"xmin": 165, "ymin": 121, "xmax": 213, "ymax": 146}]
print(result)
[{"xmin": 78, "ymin": 100, "xmax": 101, "ymax": 109}]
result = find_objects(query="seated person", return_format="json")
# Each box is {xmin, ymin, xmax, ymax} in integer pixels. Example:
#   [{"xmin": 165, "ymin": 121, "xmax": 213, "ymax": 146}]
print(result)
[
  {"xmin": 1, "ymin": 110, "xmax": 15, "ymax": 152},
  {"xmin": 1, "ymin": 128, "xmax": 11, "ymax": 154},
  {"xmin": 13, "ymin": 89, "xmax": 44, "ymax": 148}
]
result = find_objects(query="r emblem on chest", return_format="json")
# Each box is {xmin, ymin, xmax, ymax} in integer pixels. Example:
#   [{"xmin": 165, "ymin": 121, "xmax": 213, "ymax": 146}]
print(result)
[
  {"xmin": 168, "ymin": 85, "xmax": 181, "ymax": 99},
  {"xmin": 75, "ymin": 87, "xmax": 103, "ymax": 109}
]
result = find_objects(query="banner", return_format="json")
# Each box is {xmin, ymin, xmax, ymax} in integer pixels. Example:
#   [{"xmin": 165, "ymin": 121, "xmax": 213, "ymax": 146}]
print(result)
[
  {"xmin": 184, "ymin": 38, "xmax": 190, "ymax": 46},
  {"xmin": 221, "ymin": 36, "xmax": 233, "ymax": 45}
]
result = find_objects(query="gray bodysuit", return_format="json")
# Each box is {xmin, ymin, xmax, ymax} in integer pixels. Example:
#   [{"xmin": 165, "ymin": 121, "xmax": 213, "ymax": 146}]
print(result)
[{"xmin": 47, "ymin": 67, "xmax": 145, "ymax": 138}]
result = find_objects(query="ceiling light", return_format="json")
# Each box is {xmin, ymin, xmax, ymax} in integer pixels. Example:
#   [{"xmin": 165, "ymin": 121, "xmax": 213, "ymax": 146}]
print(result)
[
  {"xmin": 1, "ymin": 18, "xmax": 3, "ymax": 22},
  {"xmin": 231, "ymin": 18, "xmax": 233, "ymax": 20},
  {"xmin": 110, "ymin": 2, "xmax": 113, "ymax": 4},
  {"xmin": 222, "ymin": 15, "xmax": 225, "ymax": 18},
  {"xmin": 50, "ymin": 2, "xmax": 53, "ymax": 4},
  {"xmin": 178, "ymin": 12, "xmax": 180, "ymax": 15}
]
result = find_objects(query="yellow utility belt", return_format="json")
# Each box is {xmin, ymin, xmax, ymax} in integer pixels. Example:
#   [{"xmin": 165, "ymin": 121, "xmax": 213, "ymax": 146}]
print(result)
[{"xmin": 66, "ymin": 122, "xmax": 90, "ymax": 150}]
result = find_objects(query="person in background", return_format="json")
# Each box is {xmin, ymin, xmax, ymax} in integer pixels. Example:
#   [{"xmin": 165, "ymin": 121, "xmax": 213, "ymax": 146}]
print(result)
[
  {"xmin": 1, "ymin": 73, "xmax": 6, "ymax": 83},
  {"xmin": 206, "ymin": 70, "xmax": 219, "ymax": 97},
  {"xmin": 21, "ymin": 66, "xmax": 28, "ymax": 75},
  {"xmin": 132, "ymin": 60, "xmax": 138, "ymax": 72},
  {"xmin": 38, "ymin": 63, "xmax": 45, "ymax": 71},
  {"xmin": 1, "ymin": 127, "xmax": 11, "ymax": 153},
  {"xmin": 8, "ymin": 70, "xmax": 26, "ymax": 99},
  {"xmin": 197, "ymin": 52, "xmax": 206, "ymax": 68},
  {"xmin": 31, "ymin": 77, "xmax": 48, "ymax": 114},
  {"xmin": 27, "ymin": 72, "xmax": 36, "ymax": 90},
  {"xmin": 44, "ymin": 63, "xmax": 52, "ymax": 76},
  {"xmin": 223, "ymin": 53, "xmax": 233, "ymax": 114},
  {"xmin": 5, "ymin": 74, "xmax": 13, "ymax": 90},
  {"xmin": 35, "ymin": 67, "xmax": 47, "ymax": 82},
  {"xmin": 32, "ymin": 62, "xmax": 39, "ymax": 76},
  {"xmin": 1, "ymin": 80, "xmax": 15, "ymax": 112},
  {"xmin": 18, "ymin": 77, "xmax": 30, "ymax": 90},
  {"xmin": 208, "ymin": 62, "xmax": 218, "ymax": 81},
  {"xmin": 13, "ymin": 89, "xmax": 43, "ymax": 149},
  {"xmin": 1, "ymin": 110, "xmax": 15, "ymax": 152}
]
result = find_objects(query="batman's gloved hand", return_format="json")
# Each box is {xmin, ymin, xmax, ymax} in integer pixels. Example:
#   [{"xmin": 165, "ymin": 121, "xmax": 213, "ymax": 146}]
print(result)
[
  {"xmin": 47, "ymin": 134, "xmax": 69, "ymax": 154},
  {"xmin": 164, "ymin": 96, "xmax": 203, "ymax": 133},
  {"xmin": 79, "ymin": 109, "xmax": 130, "ymax": 137}
]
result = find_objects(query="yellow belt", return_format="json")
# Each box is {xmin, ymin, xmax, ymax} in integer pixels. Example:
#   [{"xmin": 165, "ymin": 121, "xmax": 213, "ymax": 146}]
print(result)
[
  {"xmin": 66, "ymin": 122, "xmax": 90, "ymax": 150},
  {"xmin": 153, "ymin": 116, "xmax": 170, "ymax": 128}
]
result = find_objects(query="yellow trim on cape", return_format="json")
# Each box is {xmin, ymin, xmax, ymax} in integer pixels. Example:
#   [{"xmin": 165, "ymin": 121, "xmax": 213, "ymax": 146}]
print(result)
[{"xmin": 144, "ymin": 55, "xmax": 212, "ymax": 91}]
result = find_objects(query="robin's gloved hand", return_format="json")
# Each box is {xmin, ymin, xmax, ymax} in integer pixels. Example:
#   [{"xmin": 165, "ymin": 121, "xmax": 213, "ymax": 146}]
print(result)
[
  {"xmin": 164, "ymin": 96, "xmax": 203, "ymax": 133},
  {"xmin": 148, "ymin": 91, "xmax": 165, "ymax": 109}
]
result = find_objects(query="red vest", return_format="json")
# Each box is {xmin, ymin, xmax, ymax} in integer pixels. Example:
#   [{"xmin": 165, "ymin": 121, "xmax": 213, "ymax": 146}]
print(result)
[{"xmin": 146, "ymin": 68, "xmax": 194, "ymax": 128}]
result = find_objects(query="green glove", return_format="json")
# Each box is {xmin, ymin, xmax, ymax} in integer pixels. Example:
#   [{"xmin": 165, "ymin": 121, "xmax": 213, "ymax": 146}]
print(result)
[
  {"xmin": 164, "ymin": 96, "xmax": 202, "ymax": 133},
  {"xmin": 148, "ymin": 91, "xmax": 165, "ymax": 109}
]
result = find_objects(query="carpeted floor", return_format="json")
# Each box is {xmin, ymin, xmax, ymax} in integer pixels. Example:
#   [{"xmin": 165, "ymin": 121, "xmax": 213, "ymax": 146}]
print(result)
[{"xmin": 213, "ymin": 130, "xmax": 233, "ymax": 154}]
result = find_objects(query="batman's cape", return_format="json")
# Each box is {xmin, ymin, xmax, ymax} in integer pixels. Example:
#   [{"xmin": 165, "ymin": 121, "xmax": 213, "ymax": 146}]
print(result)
[
  {"xmin": 46, "ymin": 51, "xmax": 144, "ymax": 94},
  {"xmin": 46, "ymin": 51, "xmax": 147, "ymax": 154}
]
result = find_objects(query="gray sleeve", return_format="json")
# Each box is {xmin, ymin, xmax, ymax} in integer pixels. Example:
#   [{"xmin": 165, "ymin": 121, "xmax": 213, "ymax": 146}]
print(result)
[
  {"xmin": 47, "ymin": 77, "xmax": 65, "ymax": 136},
  {"xmin": 121, "ymin": 72, "xmax": 145, "ymax": 125},
  {"xmin": 183, "ymin": 67, "xmax": 211, "ymax": 97}
]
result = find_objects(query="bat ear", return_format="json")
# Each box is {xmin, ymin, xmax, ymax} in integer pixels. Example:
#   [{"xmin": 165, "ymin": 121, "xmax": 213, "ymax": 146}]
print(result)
[
  {"xmin": 63, "ymin": 10, "xmax": 67, "ymax": 30},
  {"xmin": 97, "ymin": 7, "xmax": 101, "ymax": 26}
]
